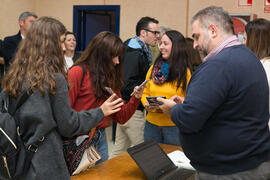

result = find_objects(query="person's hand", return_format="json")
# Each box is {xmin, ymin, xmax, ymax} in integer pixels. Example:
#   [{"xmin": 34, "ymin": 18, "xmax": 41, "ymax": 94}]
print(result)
[
  {"xmin": 100, "ymin": 94, "xmax": 124, "ymax": 117},
  {"xmin": 170, "ymin": 95, "xmax": 184, "ymax": 104},
  {"xmin": 132, "ymin": 85, "xmax": 146, "ymax": 99},
  {"xmin": 156, "ymin": 97, "xmax": 177, "ymax": 116},
  {"xmin": 144, "ymin": 101, "xmax": 160, "ymax": 112}
]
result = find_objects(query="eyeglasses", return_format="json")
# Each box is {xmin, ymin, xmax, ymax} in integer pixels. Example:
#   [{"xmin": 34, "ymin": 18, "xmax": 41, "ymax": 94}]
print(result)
[{"xmin": 143, "ymin": 29, "xmax": 160, "ymax": 36}]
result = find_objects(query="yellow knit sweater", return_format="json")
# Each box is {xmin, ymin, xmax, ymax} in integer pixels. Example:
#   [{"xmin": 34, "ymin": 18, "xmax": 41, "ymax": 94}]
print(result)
[{"xmin": 141, "ymin": 65, "xmax": 191, "ymax": 126}]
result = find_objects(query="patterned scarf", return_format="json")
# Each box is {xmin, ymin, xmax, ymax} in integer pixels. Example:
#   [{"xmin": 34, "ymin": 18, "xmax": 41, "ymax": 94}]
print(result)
[
  {"xmin": 151, "ymin": 60, "xmax": 169, "ymax": 84},
  {"xmin": 134, "ymin": 36, "xmax": 152, "ymax": 64}
]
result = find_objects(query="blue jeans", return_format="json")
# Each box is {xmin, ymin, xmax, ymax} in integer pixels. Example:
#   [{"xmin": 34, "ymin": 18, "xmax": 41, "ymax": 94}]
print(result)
[
  {"xmin": 144, "ymin": 121, "xmax": 181, "ymax": 146},
  {"xmin": 93, "ymin": 128, "xmax": 109, "ymax": 165}
]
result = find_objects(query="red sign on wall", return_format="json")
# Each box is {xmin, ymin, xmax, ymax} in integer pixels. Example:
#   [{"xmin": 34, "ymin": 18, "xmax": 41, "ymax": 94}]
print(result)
[
  {"xmin": 238, "ymin": 0, "xmax": 252, "ymax": 7},
  {"xmin": 265, "ymin": 0, "xmax": 270, "ymax": 13}
]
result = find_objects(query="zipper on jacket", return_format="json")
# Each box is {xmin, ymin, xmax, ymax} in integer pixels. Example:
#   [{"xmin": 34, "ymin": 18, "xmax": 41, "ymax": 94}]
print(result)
[
  {"xmin": 0, "ymin": 128, "xmax": 17, "ymax": 149},
  {"xmin": 3, "ymin": 156, "xmax": 11, "ymax": 178}
]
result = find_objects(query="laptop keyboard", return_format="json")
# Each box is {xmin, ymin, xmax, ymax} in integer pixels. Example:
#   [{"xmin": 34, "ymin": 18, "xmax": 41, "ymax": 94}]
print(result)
[
  {"xmin": 158, "ymin": 168, "xmax": 195, "ymax": 180},
  {"xmin": 155, "ymin": 165, "xmax": 177, "ymax": 179}
]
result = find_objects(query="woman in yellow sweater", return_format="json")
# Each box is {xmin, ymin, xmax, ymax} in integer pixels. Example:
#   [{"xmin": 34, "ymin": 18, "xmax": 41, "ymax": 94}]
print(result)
[{"xmin": 141, "ymin": 30, "xmax": 192, "ymax": 146}]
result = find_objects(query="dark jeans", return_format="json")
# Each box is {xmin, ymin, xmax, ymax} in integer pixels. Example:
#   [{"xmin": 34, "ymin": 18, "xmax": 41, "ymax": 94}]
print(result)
[{"xmin": 195, "ymin": 161, "xmax": 270, "ymax": 180}]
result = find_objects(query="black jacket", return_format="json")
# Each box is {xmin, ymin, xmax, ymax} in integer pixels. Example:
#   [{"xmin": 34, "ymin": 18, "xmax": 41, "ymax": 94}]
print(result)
[
  {"xmin": 2, "ymin": 31, "xmax": 22, "ymax": 68},
  {"xmin": 72, "ymin": 51, "xmax": 82, "ymax": 62},
  {"xmin": 121, "ymin": 39, "xmax": 150, "ymax": 111},
  {"xmin": 0, "ymin": 39, "xmax": 3, "ymax": 57}
]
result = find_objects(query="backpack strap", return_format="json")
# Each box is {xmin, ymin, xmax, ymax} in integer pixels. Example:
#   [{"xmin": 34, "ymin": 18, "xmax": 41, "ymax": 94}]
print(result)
[
  {"xmin": 77, "ymin": 64, "xmax": 87, "ymax": 88},
  {"xmin": 8, "ymin": 90, "xmax": 32, "ymax": 116},
  {"xmin": 8, "ymin": 90, "xmax": 45, "ymax": 153},
  {"xmin": 16, "ymin": 91, "xmax": 46, "ymax": 153}
]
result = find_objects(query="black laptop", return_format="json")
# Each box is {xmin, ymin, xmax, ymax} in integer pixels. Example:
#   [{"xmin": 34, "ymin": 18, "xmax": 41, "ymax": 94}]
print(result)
[{"xmin": 127, "ymin": 140, "xmax": 195, "ymax": 180}]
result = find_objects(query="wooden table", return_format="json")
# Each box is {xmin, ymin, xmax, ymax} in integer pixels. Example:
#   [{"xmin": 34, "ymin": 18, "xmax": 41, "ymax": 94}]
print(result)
[{"xmin": 71, "ymin": 144, "xmax": 183, "ymax": 180}]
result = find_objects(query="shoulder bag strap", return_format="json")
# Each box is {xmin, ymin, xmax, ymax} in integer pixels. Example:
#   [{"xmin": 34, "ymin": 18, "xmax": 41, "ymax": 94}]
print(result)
[
  {"xmin": 89, "ymin": 128, "xmax": 96, "ymax": 140},
  {"xmin": 77, "ymin": 64, "xmax": 87, "ymax": 88}
]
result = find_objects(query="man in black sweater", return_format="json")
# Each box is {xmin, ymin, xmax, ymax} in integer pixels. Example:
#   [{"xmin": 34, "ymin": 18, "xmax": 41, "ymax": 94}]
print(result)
[
  {"xmin": 159, "ymin": 6, "xmax": 270, "ymax": 179},
  {"xmin": 111, "ymin": 17, "xmax": 159, "ymax": 157},
  {"xmin": 2, "ymin": 11, "xmax": 37, "ymax": 70}
]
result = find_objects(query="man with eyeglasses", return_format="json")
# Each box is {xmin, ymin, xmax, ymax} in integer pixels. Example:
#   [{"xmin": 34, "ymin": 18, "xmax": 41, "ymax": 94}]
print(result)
[{"xmin": 111, "ymin": 16, "xmax": 159, "ymax": 158}]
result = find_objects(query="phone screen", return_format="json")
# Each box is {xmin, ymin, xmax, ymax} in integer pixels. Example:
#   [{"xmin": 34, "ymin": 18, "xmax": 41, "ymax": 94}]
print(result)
[
  {"xmin": 146, "ymin": 96, "xmax": 166, "ymax": 105},
  {"xmin": 139, "ymin": 79, "xmax": 150, "ymax": 88},
  {"xmin": 105, "ymin": 87, "xmax": 119, "ymax": 100},
  {"xmin": 130, "ymin": 79, "xmax": 150, "ymax": 96}
]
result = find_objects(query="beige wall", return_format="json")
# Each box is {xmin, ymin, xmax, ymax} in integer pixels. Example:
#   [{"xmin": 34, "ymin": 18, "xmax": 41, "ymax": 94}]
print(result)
[
  {"xmin": 0, "ymin": 0, "xmax": 36, "ymax": 39},
  {"xmin": 119, "ymin": 0, "xmax": 187, "ymax": 41},
  {"xmin": 1, "ymin": 0, "xmax": 270, "ymax": 40},
  {"xmin": 188, "ymin": 0, "xmax": 270, "ymax": 37},
  {"xmin": 34, "ymin": 0, "xmax": 188, "ymax": 41}
]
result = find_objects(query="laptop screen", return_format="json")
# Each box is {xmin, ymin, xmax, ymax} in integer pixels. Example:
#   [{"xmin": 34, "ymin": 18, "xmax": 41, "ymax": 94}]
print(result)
[{"xmin": 127, "ymin": 140, "xmax": 177, "ymax": 180}]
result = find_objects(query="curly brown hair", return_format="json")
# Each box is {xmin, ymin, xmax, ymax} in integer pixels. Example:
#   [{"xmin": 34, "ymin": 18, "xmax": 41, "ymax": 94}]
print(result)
[
  {"xmin": 2, "ymin": 16, "xmax": 67, "ymax": 97},
  {"xmin": 73, "ymin": 31, "xmax": 125, "ymax": 102}
]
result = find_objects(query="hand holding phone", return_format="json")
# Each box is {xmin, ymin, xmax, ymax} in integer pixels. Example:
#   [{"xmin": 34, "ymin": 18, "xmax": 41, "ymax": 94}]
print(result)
[
  {"xmin": 130, "ymin": 79, "xmax": 150, "ymax": 96},
  {"xmin": 170, "ymin": 95, "xmax": 184, "ymax": 104},
  {"xmin": 146, "ymin": 96, "xmax": 166, "ymax": 105},
  {"xmin": 105, "ymin": 87, "xmax": 119, "ymax": 100},
  {"xmin": 101, "ymin": 94, "xmax": 124, "ymax": 116}
]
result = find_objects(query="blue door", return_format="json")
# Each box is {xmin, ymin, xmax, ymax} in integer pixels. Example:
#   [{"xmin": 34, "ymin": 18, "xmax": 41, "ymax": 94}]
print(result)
[{"xmin": 73, "ymin": 5, "xmax": 120, "ymax": 51}]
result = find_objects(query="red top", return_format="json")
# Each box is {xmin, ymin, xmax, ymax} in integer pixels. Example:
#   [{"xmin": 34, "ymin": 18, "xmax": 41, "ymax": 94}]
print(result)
[{"xmin": 68, "ymin": 65, "xmax": 140, "ymax": 129}]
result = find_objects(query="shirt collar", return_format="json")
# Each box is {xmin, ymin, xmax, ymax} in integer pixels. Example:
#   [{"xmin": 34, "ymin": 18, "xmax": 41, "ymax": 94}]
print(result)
[{"xmin": 203, "ymin": 35, "xmax": 241, "ymax": 62}]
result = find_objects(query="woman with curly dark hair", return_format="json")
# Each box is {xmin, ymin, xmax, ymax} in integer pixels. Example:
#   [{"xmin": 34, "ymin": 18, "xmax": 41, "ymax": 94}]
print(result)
[
  {"xmin": 1, "ymin": 17, "xmax": 123, "ymax": 179},
  {"xmin": 68, "ymin": 31, "xmax": 144, "ymax": 164}
]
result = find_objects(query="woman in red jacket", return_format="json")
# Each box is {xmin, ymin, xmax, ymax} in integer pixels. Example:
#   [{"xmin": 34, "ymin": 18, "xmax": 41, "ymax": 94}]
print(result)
[{"xmin": 68, "ymin": 31, "xmax": 144, "ymax": 164}]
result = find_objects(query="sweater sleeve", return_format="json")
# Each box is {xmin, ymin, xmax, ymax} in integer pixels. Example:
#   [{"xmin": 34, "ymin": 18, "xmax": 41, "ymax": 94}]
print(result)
[
  {"xmin": 68, "ymin": 65, "xmax": 84, "ymax": 108},
  {"xmin": 171, "ymin": 61, "xmax": 230, "ymax": 133},
  {"xmin": 110, "ymin": 91, "xmax": 140, "ymax": 124},
  {"xmin": 51, "ymin": 74, "xmax": 104, "ymax": 137}
]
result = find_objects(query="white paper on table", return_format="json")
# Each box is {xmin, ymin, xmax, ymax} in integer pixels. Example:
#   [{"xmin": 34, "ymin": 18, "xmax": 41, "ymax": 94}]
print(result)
[{"xmin": 167, "ymin": 150, "xmax": 195, "ymax": 170}]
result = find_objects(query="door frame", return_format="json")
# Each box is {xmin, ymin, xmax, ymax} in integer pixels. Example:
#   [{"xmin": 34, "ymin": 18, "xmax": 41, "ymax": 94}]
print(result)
[{"xmin": 73, "ymin": 5, "xmax": 120, "ymax": 51}]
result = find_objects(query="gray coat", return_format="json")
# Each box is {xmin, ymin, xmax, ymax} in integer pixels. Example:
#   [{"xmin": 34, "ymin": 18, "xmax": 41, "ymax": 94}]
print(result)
[{"xmin": 13, "ymin": 74, "xmax": 104, "ymax": 180}]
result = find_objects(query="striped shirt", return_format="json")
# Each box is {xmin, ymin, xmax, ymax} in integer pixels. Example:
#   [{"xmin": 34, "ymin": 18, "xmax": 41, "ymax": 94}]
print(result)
[{"xmin": 204, "ymin": 35, "xmax": 241, "ymax": 62}]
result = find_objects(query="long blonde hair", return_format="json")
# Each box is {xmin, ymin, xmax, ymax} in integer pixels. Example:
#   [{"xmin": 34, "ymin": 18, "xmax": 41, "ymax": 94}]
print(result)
[{"xmin": 2, "ymin": 17, "xmax": 67, "ymax": 97}]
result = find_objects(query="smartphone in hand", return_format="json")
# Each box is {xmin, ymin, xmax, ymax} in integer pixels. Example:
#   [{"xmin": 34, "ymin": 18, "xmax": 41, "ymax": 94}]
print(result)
[
  {"xmin": 105, "ymin": 87, "xmax": 119, "ymax": 100},
  {"xmin": 130, "ymin": 79, "xmax": 150, "ymax": 96},
  {"xmin": 138, "ymin": 79, "xmax": 150, "ymax": 89},
  {"xmin": 146, "ymin": 96, "xmax": 166, "ymax": 105}
]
